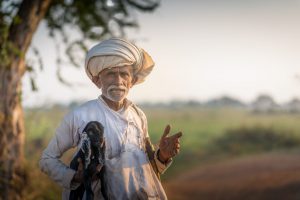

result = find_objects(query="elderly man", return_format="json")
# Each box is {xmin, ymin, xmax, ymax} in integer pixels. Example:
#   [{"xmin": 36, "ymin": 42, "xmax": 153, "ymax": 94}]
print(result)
[{"xmin": 39, "ymin": 38, "xmax": 182, "ymax": 200}]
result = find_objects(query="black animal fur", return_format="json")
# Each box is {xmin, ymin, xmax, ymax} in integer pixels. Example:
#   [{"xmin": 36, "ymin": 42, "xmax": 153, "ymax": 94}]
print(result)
[{"xmin": 69, "ymin": 121, "xmax": 107, "ymax": 200}]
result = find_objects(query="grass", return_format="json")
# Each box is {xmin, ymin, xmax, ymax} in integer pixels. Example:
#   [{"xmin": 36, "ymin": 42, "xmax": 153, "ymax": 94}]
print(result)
[
  {"xmin": 23, "ymin": 106, "xmax": 300, "ymax": 199},
  {"xmin": 143, "ymin": 107, "xmax": 300, "ymax": 179}
]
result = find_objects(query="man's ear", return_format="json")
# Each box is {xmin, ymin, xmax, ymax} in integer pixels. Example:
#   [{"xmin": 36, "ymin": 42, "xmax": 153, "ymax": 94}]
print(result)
[
  {"xmin": 96, "ymin": 80, "xmax": 102, "ymax": 88},
  {"xmin": 92, "ymin": 76, "xmax": 102, "ymax": 88},
  {"xmin": 95, "ymin": 78, "xmax": 102, "ymax": 89}
]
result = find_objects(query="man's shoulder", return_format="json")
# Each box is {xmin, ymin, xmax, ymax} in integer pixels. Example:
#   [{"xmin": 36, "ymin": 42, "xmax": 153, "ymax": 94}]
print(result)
[
  {"xmin": 74, "ymin": 99, "xmax": 99, "ymax": 110},
  {"xmin": 67, "ymin": 98, "xmax": 103, "ymax": 117},
  {"xmin": 130, "ymin": 103, "xmax": 146, "ymax": 118}
]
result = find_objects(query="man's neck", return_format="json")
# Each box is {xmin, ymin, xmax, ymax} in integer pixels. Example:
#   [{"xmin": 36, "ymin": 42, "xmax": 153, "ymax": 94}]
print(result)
[{"xmin": 101, "ymin": 95, "xmax": 125, "ymax": 111}]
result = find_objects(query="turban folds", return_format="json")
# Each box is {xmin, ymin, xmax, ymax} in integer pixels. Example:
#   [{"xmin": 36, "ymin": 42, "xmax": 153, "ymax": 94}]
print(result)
[{"xmin": 85, "ymin": 38, "xmax": 155, "ymax": 88}]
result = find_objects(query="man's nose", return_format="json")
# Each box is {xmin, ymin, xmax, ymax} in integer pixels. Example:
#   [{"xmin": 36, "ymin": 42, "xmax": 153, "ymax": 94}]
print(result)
[{"xmin": 114, "ymin": 73, "xmax": 123, "ymax": 85}]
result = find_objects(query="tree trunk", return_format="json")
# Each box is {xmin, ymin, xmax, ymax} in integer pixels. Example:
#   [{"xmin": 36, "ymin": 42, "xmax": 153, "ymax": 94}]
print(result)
[{"xmin": 0, "ymin": 0, "xmax": 52, "ymax": 199}]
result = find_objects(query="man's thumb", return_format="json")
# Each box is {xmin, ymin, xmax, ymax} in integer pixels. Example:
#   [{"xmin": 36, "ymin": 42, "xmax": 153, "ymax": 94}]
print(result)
[{"xmin": 77, "ymin": 158, "xmax": 83, "ymax": 171}]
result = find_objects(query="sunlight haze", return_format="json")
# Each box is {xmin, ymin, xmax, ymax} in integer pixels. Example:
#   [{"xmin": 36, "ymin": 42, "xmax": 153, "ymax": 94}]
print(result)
[{"xmin": 22, "ymin": 0, "xmax": 300, "ymax": 107}]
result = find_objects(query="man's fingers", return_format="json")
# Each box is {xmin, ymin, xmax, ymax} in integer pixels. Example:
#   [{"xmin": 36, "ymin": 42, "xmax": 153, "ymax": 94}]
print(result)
[
  {"xmin": 96, "ymin": 164, "xmax": 103, "ymax": 172},
  {"xmin": 161, "ymin": 125, "xmax": 171, "ymax": 139},
  {"xmin": 171, "ymin": 148, "xmax": 180, "ymax": 156},
  {"xmin": 170, "ymin": 132, "xmax": 183, "ymax": 140},
  {"xmin": 77, "ymin": 158, "xmax": 83, "ymax": 171}
]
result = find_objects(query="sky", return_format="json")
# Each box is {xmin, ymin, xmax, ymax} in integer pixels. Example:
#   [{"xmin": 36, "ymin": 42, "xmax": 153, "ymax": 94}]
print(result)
[{"xmin": 22, "ymin": 0, "xmax": 300, "ymax": 107}]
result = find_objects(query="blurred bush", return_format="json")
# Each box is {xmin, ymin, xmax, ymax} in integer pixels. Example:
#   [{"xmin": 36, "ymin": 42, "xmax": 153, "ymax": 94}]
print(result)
[{"xmin": 208, "ymin": 126, "xmax": 300, "ymax": 155}]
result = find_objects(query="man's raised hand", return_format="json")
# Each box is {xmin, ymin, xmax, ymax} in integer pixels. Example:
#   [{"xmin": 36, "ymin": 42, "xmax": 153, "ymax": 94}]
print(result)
[{"xmin": 158, "ymin": 125, "xmax": 183, "ymax": 163}]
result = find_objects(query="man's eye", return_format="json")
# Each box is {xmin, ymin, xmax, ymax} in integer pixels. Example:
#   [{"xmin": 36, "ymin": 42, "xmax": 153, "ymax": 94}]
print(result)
[{"xmin": 121, "ymin": 73, "xmax": 129, "ymax": 77}]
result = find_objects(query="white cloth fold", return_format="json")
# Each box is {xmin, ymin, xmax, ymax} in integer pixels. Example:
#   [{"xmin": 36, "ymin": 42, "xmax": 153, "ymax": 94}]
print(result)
[{"xmin": 85, "ymin": 38, "xmax": 155, "ymax": 88}]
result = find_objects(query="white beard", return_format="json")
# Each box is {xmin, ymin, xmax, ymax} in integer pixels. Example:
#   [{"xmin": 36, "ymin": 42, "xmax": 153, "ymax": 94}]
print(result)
[{"xmin": 102, "ymin": 85, "xmax": 128, "ymax": 102}]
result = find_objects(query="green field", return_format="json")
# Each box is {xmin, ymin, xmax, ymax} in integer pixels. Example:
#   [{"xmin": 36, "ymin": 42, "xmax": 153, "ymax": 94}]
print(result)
[{"xmin": 23, "ymin": 106, "xmax": 300, "ymax": 199}]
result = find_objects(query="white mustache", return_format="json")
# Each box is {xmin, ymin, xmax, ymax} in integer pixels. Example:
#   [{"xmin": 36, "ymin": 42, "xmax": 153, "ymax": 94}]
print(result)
[{"xmin": 107, "ymin": 85, "xmax": 127, "ymax": 92}]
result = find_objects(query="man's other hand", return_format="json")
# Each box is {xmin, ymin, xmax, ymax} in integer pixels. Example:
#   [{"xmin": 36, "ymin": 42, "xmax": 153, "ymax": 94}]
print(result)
[
  {"xmin": 72, "ymin": 158, "xmax": 84, "ymax": 183},
  {"xmin": 158, "ymin": 125, "xmax": 183, "ymax": 163}
]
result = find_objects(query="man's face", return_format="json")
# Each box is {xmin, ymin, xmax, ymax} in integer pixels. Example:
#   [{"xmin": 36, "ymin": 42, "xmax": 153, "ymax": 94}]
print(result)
[{"xmin": 99, "ymin": 66, "xmax": 134, "ymax": 102}]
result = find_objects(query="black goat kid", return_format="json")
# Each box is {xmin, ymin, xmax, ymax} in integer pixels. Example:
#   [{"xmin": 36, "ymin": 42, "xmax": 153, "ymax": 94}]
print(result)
[{"xmin": 69, "ymin": 121, "xmax": 106, "ymax": 200}]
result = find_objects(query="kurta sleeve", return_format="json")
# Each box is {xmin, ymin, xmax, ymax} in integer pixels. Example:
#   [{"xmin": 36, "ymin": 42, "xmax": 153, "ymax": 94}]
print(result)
[
  {"xmin": 154, "ymin": 149, "xmax": 173, "ymax": 174},
  {"xmin": 145, "ymin": 136, "xmax": 173, "ymax": 175},
  {"xmin": 39, "ymin": 111, "xmax": 80, "ymax": 189}
]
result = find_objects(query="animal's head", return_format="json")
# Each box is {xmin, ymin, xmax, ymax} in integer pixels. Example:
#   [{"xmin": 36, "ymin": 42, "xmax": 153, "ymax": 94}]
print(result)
[{"xmin": 83, "ymin": 121, "xmax": 105, "ymax": 148}]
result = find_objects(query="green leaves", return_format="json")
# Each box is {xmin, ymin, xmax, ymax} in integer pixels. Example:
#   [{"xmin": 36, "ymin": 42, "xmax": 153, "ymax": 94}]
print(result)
[{"xmin": 45, "ymin": 0, "xmax": 158, "ymax": 41}]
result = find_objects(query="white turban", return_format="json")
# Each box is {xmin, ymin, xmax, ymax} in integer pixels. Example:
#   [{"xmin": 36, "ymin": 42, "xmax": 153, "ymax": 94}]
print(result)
[{"xmin": 85, "ymin": 38, "xmax": 155, "ymax": 88}]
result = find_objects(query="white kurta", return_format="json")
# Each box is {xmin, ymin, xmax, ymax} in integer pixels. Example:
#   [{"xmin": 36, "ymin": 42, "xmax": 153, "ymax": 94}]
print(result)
[{"xmin": 39, "ymin": 96, "xmax": 170, "ymax": 200}]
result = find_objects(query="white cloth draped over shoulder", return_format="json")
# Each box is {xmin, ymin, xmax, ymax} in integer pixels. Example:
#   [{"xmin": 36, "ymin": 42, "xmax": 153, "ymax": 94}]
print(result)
[{"xmin": 39, "ymin": 96, "xmax": 171, "ymax": 200}]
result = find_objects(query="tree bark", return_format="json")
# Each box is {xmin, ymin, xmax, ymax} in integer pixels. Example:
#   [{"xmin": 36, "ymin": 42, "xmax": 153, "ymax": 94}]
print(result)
[{"xmin": 0, "ymin": 0, "xmax": 52, "ymax": 199}]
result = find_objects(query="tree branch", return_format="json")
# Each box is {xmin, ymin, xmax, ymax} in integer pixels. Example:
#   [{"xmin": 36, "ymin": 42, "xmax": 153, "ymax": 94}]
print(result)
[{"xmin": 8, "ymin": 0, "xmax": 52, "ymax": 54}]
